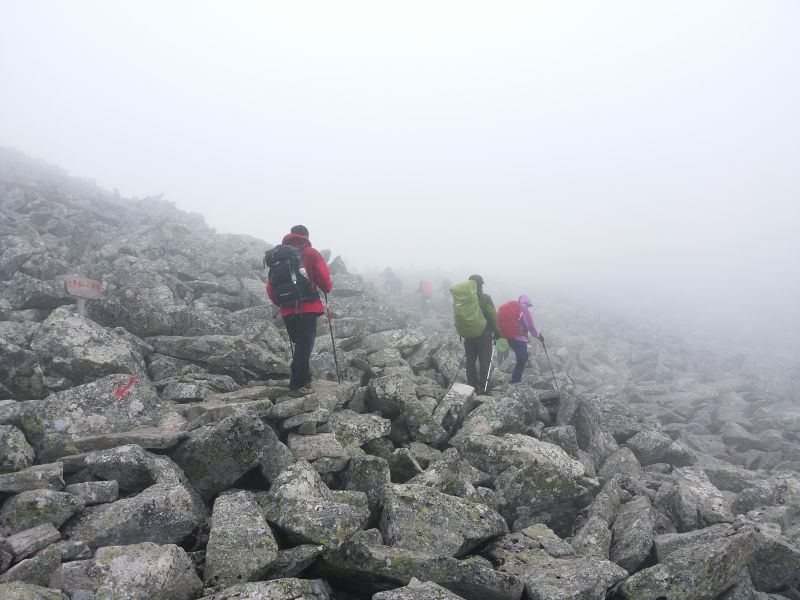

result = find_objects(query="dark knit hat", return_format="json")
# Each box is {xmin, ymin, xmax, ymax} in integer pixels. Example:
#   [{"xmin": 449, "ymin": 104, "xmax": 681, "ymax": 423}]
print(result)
[{"xmin": 290, "ymin": 225, "xmax": 309, "ymax": 237}]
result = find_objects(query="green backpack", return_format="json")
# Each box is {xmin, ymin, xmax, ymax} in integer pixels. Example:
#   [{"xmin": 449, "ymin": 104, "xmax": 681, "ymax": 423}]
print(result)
[{"xmin": 451, "ymin": 280, "xmax": 487, "ymax": 338}]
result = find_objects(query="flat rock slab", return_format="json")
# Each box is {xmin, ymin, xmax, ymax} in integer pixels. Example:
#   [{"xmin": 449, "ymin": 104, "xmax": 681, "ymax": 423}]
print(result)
[
  {"xmin": 330, "ymin": 409, "xmax": 391, "ymax": 448},
  {"xmin": 69, "ymin": 427, "xmax": 190, "ymax": 453},
  {"xmin": 198, "ymin": 578, "xmax": 332, "ymax": 600},
  {"xmin": 0, "ymin": 463, "xmax": 64, "ymax": 494},
  {"xmin": 0, "ymin": 582, "xmax": 64, "ymax": 599},
  {"xmin": 17, "ymin": 374, "xmax": 186, "ymax": 462},
  {"xmin": 65, "ymin": 481, "xmax": 118, "ymax": 505},
  {"xmin": 61, "ymin": 542, "xmax": 202, "ymax": 600},
  {"xmin": 0, "ymin": 489, "xmax": 84, "ymax": 536},
  {"xmin": 380, "ymin": 483, "xmax": 508, "ymax": 557},
  {"xmin": 374, "ymin": 580, "xmax": 467, "ymax": 599},
  {"xmin": 3, "ymin": 524, "xmax": 60, "ymax": 561},
  {"xmin": 318, "ymin": 540, "xmax": 524, "ymax": 600},
  {"xmin": 288, "ymin": 432, "xmax": 349, "ymax": 463}
]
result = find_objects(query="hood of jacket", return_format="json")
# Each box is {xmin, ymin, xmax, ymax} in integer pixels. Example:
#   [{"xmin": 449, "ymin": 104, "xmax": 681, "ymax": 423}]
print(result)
[
  {"xmin": 282, "ymin": 233, "xmax": 311, "ymax": 249},
  {"xmin": 518, "ymin": 294, "xmax": 532, "ymax": 308}
]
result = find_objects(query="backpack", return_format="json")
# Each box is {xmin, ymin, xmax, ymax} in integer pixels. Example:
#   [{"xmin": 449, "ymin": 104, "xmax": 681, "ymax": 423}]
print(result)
[
  {"xmin": 450, "ymin": 280, "xmax": 487, "ymax": 338},
  {"xmin": 497, "ymin": 300, "xmax": 521, "ymax": 339},
  {"xmin": 264, "ymin": 245, "xmax": 319, "ymax": 307}
]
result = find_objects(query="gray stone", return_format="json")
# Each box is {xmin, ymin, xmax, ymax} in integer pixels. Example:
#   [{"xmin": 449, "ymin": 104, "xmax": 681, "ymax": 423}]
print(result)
[
  {"xmin": 17, "ymin": 374, "xmax": 185, "ymax": 462},
  {"xmin": 0, "ymin": 463, "xmax": 63, "ymax": 494},
  {"xmin": 258, "ymin": 544, "xmax": 324, "ymax": 580},
  {"xmin": 0, "ymin": 582, "xmax": 64, "ymax": 599},
  {"xmin": 380, "ymin": 483, "xmax": 508, "ymax": 557},
  {"xmin": 598, "ymin": 447, "xmax": 642, "ymax": 481},
  {"xmin": 0, "ymin": 425, "xmax": 35, "ymax": 473},
  {"xmin": 610, "ymin": 495, "xmax": 656, "ymax": 573},
  {"xmin": 61, "ymin": 542, "xmax": 203, "ymax": 600},
  {"xmin": 617, "ymin": 529, "xmax": 758, "ymax": 600},
  {"xmin": 30, "ymin": 308, "xmax": 147, "ymax": 392},
  {"xmin": 3, "ymin": 524, "xmax": 60, "ymax": 562},
  {"xmin": 451, "ymin": 386, "xmax": 548, "ymax": 443},
  {"xmin": 318, "ymin": 540, "xmax": 524, "ymax": 600},
  {"xmin": 656, "ymin": 466, "xmax": 733, "ymax": 532},
  {"xmin": 287, "ymin": 432, "xmax": 350, "ymax": 473},
  {"xmin": 432, "ymin": 383, "xmax": 477, "ymax": 435},
  {"xmin": 60, "ymin": 483, "xmax": 207, "ymax": 550},
  {"xmin": 388, "ymin": 447, "xmax": 424, "ymax": 483},
  {"xmin": 346, "ymin": 454, "xmax": 391, "ymax": 517},
  {"xmin": 571, "ymin": 515, "xmax": 612, "ymax": 559},
  {"xmin": 64, "ymin": 481, "xmax": 118, "ymax": 505},
  {"xmin": 368, "ymin": 375, "xmax": 448, "ymax": 446},
  {"xmin": 748, "ymin": 530, "xmax": 800, "ymax": 592},
  {"xmin": 205, "ymin": 491, "xmax": 278, "ymax": 588},
  {"xmin": 0, "ymin": 490, "xmax": 84, "ymax": 536},
  {"xmin": 0, "ymin": 545, "xmax": 60, "ymax": 587},
  {"xmin": 330, "ymin": 409, "xmax": 391, "ymax": 448},
  {"xmin": 653, "ymin": 523, "xmax": 736, "ymax": 561},
  {"xmin": 626, "ymin": 429, "xmax": 696, "ymax": 467},
  {"xmin": 83, "ymin": 444, "xmax": 189, "ymax": 491},
  {"xmin": 409, "ymin": 448, "xmax": 488, "ymax": 503},
  {"xmin": 198, "ymin": 578, "xmax": 332, "ymax": 600},
  {"xmin": 373, "ymin": 580, "xmax": 467, "ymax": 599}
]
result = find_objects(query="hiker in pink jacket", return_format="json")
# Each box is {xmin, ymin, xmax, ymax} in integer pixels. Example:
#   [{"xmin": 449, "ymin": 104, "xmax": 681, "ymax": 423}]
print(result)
[{"xmin": 509, "ymin": 295, "xmax": 544, "ymax": 383}]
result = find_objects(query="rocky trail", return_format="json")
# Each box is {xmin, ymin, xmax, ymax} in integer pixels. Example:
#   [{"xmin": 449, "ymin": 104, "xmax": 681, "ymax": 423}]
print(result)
[{"xmin": 1, "ymin": 147, "xmax": 800, "ymax": 599}]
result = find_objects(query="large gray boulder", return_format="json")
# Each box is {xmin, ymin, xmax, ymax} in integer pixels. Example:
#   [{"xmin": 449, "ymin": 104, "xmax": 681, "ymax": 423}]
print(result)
[
  {"xmin": 198, "ymin": 578, "xmax": 332, "ymax": 600},
  {"xmin": 318, "ymin": 539, "xmax": 524, "ymax": 600},
  {"xmin": 30, "ymin": 308, "xmax": 147, "ymax": 392},
  {"xmin": 409, "ymin": 447, "xmax": 488, "ymax": 503},
  {"xmin": 0, "ymin": 273, "xmax": 71, "ymax": 310},
  {"xmin": 170, "ymin": 409, "xmax": 272, "ymax": 500},
  {"xmin": 625, "ymin": 429, "xmax": 696, "ymax": 467},
  {"xmin": 451, "ymin": 433, "xmax": 588, "ymax": 534},
  {"xmin": 17, "ymin": 374, "xmax": 186, "ymax": 462},
  {"xmin": 0, "ymin": 336, "xmax": 46, "ymax": 399},
  {"xmin": 204, "ymin": 491, "xmax": 278, "ymax": 588},
  {"xmin": 380, "ymin": 483, "xmax": 508, "ymax": 557},
  {"xmin": 617, "ymin": 529, "xmax": 758, "ymax": 600},
  {"xmin": 373, "ymin": 580, "xmax": 466, "ymax": 599},
  {"xmin": 368, "ymin": 374, "xmax": 448, "ymax": 446},
  {"xmin": 0, "ymin": 463, "xmax": 64, "ymax": 494},
  {"xmin": 361, "ymin": 329, "xmax": 427, "ymax": 356},
  {"xmin": 656, "ymin": 466, "xmax": 733, "ymax": 532},
  {"xmin": 330, "ymin": 409, "xmax": 391, "ymax": 448},
  {"xmin": 609, "ymin": 496, "xmax": 656, "ymax": 573},
  {"xmin": 0, "ymin": 489, "xmax": 84, "ymax": 536},
  {"xmin": 0, "ymin": 582, "xmax": 65, "ymax": 599},
  {"xmin": 61, "ymin": 542, "xmax": 202, "ymax": 600},
  {"xmin": 60, "ymin": 482, "xmax": 207, "ymax": 550},
  {"xmin": 451, "ymin": 386, "xmax": 548, "ymax": 443},
  {"xmin": 258, "ymin": 460, "xmax": 369, "ymax": 547},
  {"xmin": 0, "ymin": 425, "xmax": 35, "ymax": 473}
]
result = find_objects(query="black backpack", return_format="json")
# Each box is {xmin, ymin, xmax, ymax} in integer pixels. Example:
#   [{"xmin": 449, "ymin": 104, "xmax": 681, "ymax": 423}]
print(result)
[{"xmin": 264, "ymin": 245, "xmax": 320, "ymax": 307}]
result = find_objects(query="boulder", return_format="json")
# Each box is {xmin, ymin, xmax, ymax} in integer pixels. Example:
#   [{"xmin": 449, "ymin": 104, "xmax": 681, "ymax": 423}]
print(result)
[
  {"xmin": 17, "ymin": 374, "xmax": 185, "ymax": 462},
  {"xmin": 368, "ymin": 375, "xmax": 448, "ymax": 446},
  {"xmin": 61, "ymin": 542, "xmax": 202, "ymax": 600},
  {"xmin": 64, "ymin": 481, "xmax": 118, "ymax": 505},
  {"xmin": 170, "ymin": 409, "xmax": 272, "ymax": 500},
  {"xmin": 380, "ymin": 483, "xmax": 508, "ymax": 557},
  {"xmin": 318, "ymin": 540, "xmax": 524, "ymax": 600},
  {"xmin": 656, "ymin": 466, "xmax": 733, "ymax": 532},
  {"xmin": 345, "ymin": 454, "xmax": 391, "ymax": 517},
  {"xmin": 258, "ymin": 460, "xmax": 369, "ymax": 547},
  {"xmin": 373, "ymin": 580, "xmax": 466, "ymax": 599},
  {"xmin": 30, "ymin": 308, "xmax": 147, "ymax": 392},
  {"xmin": 0, "ymin": 544, "xmax": 61, "ymax": 587},
  {"xmin": 60, "ymin": 483, "xmax": 207, "ymax": 550},
  {"xmin": 748, "ymin": 530, "xmax": 800, "ymax": 592},
  {"xmin": 598, "ymin": 447, "xmax": 642, "ymax": 481},
  {"xmin": 0, "ymin": 582, "xmax": 64, "ymax": 599},
  {"xmin": 197, "ymin": 578, "xmax": 332, "ymax": 600},
  {"xmin": 83, "ymin": 444, "xmax": 190, "ymax": 492},
  {"xmin": 330, "ymin": 409, "xmax": 391, "ymax": 448},
  {"xmin": 625, "ymin": 429, "xmax": 696, "ymax": 467},
  {"xmin": 361, "ymin": 329, "xmax": 427, "ymax": 357},
  {"xmin": 0, "ymin": 490, "xmax": 84, "ymax": 536},
  {"xmin": 451, "ymin": 386, "xmax": 547, "ymax": 443},
  {"xmin": 617, "ymin": 529, "xmax": 758, "ymax": 600},
  {"xmin": 204, "ymin": 491, "xmax": 278, "ymax": 588},
  {"xmin": 287, "ymin": 432, "xmax": 350, "ymax": 473},
  {"xmin": 0, "ymin": 425, "xmax": 35, "ymax": 473},
  {"xmin": 0, "ymin": 337, "xmax": 46, "ymax": 399},
  {"xmin": 0, "ymin": 273, "xmax": 72, "ymax": 310},
  {"xmin": 609, "ymin": 495, "xmax": 656, "ymax": 573},
  {"xmin": 2, "ymin": 524, "xmax": 60, "ymax": 561},
  {"xmin": 432, "ymin": 383, "xmax": 477, "ymax": 434}
]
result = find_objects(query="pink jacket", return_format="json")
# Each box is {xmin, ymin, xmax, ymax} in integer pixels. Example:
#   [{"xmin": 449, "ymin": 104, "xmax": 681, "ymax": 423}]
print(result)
[{"xmin": 514, "ymin": 295, "xmax": 539, "ymax": 342}]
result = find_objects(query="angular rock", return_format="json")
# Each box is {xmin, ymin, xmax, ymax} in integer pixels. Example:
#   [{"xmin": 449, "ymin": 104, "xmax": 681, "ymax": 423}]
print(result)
[
  {"xmin": 361, "ymin": 329, "xmax": 427, "ymax": 357},
  {"xmin": 373, "ymin": 580, "xmax": 467, "ymax": 599},
  {"xmin": 409, "ymin": 447, "xmax": 488, "ymax": 503},
  {"xmin": 204, "ymin": 491, "xmax": 278, "ymax": 588},
  {"xmin": 571, "ymin": 515, "xmax": 612, "ymax": 559},
  {"xmin": 656, "ymin": 466, "xmax": 733, "ymax": 532},
  {"xmin": 380, "ymin": 483, "xmax": 508, "ymax": 557},
  {"xmin": 0, "ymin": 582, "xmax": 64, "ymax": 599},
  {"xmin": 64, "ymin": 481, "xmax": 118, "ymax": 505},
  {"xmin": 61, "ymin": 542, "xmax": 202, "ymax": 600},
  {"xmin": 318, "ymin": 540, "xmax": 524, "ymax": 600},
  {"xmin": 30, "ymin": 308, "xmax": 147, "ymax": 392},
  {"xmin": 18, "ymin": 374, "xmax": 185, "ymax": 461},
  {"xmin": 287, "ymin": 432, "xmax": 350, "ymax": 473},
  {"xmin": 259, "ymin": 544, "xmax": 324, "ymax": 580},
  {"xmin": 3, "ymin": 524, "xmax": 60, "ymax": 562},
  {"xmin": 653, "ymin": 523, "xmax": 736, "ymax": 561},
  {"xmin": 0, "ymin": 273, "xmax": 71, "ymax": 310},
  {"xmin": 170, "ymin": 409, "xmax": 271, "ymax": 500},
  {"xmin": 617, "ymin": 529, "xmax": 758, "ymax": 600},
  {"xmin": 345, "ymin": 454, "xmax": 391, "ymax": 517},
  {"xmin": 0, "ymin": 336, "xmax": 46, "ymax": 399},
  {"xmin": 451, "ymin": 386, "xmax": 547, "ymax": 443},
  {"xmin": 748, "ymin": 530, "xmax": 800, "ymax": 592},
  {"xmin": 330, "ymin": 409, "xmax": 391, "ymax": 448},
  {"xmin": 0, "ymin": 490, "xmax": 84, "ymax": 536},
  {"xmin": 432, "ymin": 383, "xmax": 477, "ymax": 435},
  {"xmin": 0, "ymin": 463, "xmax": 64, "ymax": 494},
  {"xmin": 388, "ymin": 448, "xmax": 424, "ymax": 483},
  {"xmin": 60, "ymin": 483, "xmax": 207, "ymax": 550},
  {"xmin": 258, "ymin": 460, "xmax": 369, "ymax": 547},
  {"xmin": 198, "ymin": 578, "xmax": 332, "ymax": 600},
  {"xmin": 0, "ymin": 425, "xmax": 35, "ymax": 473},
  {"xmin": 368, "ymin": 375, "xmax": 448, "ymax": 446},
  {"xmin": 626, "ymin": 429, "xmax": 696, "ymax": 467},
  {"xmin": 598, "ymin": 447, "xmax": 642, "ymax": 481},
  {"xmin": 0, "ymin": 544, "xmax": 60, "ymax": 587},
  {"xmin": 610, "ymin": 495, "xmax": 656, "ymax": 573},
  {"xmin": 83, "ymin": 444, "xmax": 189, "ymax": 491}
]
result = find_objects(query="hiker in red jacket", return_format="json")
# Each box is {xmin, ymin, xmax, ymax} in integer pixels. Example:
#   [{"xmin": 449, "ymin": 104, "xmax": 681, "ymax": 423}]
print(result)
[{"xmin": 266, "ymin": 225, "xmax": 332, "ymax": 396}]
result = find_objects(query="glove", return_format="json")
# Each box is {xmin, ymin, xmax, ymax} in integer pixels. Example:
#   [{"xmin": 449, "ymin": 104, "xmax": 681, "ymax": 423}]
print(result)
[{"xmin": 538, "ymin": 333, "xmax": 545, "ymax": 344}]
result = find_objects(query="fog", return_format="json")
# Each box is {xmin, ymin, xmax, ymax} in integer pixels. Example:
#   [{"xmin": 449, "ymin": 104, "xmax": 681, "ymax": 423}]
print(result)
[{"xmin": 1, "ymin": 1, "xmax": 799, "ymax": 350}]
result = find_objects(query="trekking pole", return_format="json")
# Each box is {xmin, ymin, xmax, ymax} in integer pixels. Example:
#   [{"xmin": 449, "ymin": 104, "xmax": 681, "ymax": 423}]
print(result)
[
  {"xmin": 484, "ymin": 344, "xmax": 496, "ymax": 393},
  {"xmin": 323, "ymin": 293, "xmax": 341, "ymax": 384},
  {"xmin": 540, "ymin": 338, "xmax": 561, "ymax": 394}
]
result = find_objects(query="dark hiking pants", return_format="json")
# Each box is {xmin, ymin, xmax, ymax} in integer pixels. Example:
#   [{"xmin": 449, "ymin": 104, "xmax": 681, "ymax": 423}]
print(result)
[
  {"xmin": 284, "ymin": 313, "xmax": 318, "ymax": 389},
  {"xmin": 464, "ymin": 326, "xmax": 493, "ymax": 391},
  {"xmin": 509, "ymin": 338, "xmax": 529, "ymax": 383}
]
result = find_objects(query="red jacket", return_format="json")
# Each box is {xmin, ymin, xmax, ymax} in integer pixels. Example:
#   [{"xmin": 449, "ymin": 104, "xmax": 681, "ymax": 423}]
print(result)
[{"xmin": 266, "ymin": 233, "xmax": 332, "ymax": 317}]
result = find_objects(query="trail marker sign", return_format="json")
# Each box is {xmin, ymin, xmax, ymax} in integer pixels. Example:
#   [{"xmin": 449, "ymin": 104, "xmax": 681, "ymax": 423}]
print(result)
[{"xmin": 64, "ymin": 276, "xmax": 102, "ymax": 317}]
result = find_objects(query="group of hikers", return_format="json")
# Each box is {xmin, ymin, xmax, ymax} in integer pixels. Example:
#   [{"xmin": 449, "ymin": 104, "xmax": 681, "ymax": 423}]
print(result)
[{"xmin": 265, "ymin": 225, "xmax": 544, "ymax": 397}]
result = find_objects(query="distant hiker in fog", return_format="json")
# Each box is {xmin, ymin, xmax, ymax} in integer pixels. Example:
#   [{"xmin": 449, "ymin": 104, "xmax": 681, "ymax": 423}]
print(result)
[
  {"xmin": 380, "ymin": 267, "xmax": 402, "ymax": 294},
  {"xmin": 451, "ymin": 274, "xmax": 500, "ymax": 393},
  {"xmin": 418, "ymin": 280, "xmax": 433, "ymax": 313},
  {"xmin": 440, "ymin": 278, "xmax": 452, "ymax": 303},
  {"xmin": 498, "ymin": 294, "xmax": 543, "ymax": 384},
  {"xmin": 265, "ymin": 225, "xmax": 332, "ymax": 397}
]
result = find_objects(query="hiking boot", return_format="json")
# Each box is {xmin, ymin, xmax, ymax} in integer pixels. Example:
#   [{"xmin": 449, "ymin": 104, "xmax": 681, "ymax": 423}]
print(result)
[{"xmin": 288, "ymin": 386, "xmax": 314, "ymax": 398}]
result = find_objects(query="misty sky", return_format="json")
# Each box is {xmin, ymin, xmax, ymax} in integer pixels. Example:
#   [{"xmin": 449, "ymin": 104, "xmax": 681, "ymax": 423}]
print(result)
[{"xmin": 1, "ymin": 1, "xmax": 799, "ymax": 347}]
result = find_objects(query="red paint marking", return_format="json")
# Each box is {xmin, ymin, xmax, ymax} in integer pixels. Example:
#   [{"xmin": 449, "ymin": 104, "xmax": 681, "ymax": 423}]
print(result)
[{"xmin": 114, "ymin": 376, "xmax": 139, "ymax": 398}]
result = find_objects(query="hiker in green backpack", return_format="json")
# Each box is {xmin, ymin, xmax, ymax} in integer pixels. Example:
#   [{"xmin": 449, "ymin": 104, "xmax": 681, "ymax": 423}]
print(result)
[{"xmin": 450, "ymin": 274, "xmax": 501, "ymax": 393}]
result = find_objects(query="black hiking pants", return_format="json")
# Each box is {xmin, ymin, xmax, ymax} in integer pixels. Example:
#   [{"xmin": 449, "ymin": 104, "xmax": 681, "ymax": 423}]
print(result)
[
  {"xmin": 284, "ymin": 313, "xmax": 318, "ymax": 389},
  {"xmin": 464, "ymin": 326, "xmax": 493, "ymax": 391}
]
